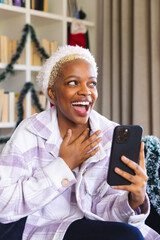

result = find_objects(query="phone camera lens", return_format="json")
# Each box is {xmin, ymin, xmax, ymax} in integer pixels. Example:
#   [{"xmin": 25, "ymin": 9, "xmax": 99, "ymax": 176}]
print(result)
[
  {"xmin": 116, "ymin": 135, "xmax": 123, "ymax": 143},
  {"xmin": 118, "ymin": 129, "xmax": 124, "ymax": 136},
  {"xmin": 124, "ymin": 129, "xmax": 129, "ymax": 140}
]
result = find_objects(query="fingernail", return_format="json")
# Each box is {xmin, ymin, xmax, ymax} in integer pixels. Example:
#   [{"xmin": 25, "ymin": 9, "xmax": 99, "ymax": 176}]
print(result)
[
  {"xmin": 115, "ymin": 167, "xmax": 120, "ymax": 173},
  {"xmin": 122, "ymin": 156, "xmax": 127, "ymax": 161},
  {"xmin": 67, "ymin": 129, "xmax": 71, "ymax": 134}
]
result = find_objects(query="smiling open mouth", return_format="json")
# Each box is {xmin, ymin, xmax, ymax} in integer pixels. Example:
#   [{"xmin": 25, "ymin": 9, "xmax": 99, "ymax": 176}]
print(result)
[{"xmin": 72, "ymin": 102, "xmax": 90, "ymax": 116}]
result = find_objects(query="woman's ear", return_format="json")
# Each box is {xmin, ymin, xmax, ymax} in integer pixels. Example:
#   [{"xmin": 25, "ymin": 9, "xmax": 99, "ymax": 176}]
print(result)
[{"xmin": 47, "ymin": 87, "xmax": 56, "ymax": 102}]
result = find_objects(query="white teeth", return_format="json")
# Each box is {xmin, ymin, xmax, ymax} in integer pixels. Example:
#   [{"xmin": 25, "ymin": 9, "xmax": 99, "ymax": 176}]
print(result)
[{"xmin": 72, "ymin": 102, "xmax": 90, "ymax": 106}]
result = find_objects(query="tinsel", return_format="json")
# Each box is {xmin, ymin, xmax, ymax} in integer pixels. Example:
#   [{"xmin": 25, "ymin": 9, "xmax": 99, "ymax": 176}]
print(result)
[
  {"xmin": 0, "ymin": 24, "xmax": 49, "ymax": 82},
  {"xmin": 0, "ymin": 82, "xmax": 44, "ymax": 144},
  {"xmin": 0, "ymin": 24, "xmax": 49, "ymax": 144},
  {"xmin": 142, "ymin": 135, "xmax": 160, "ymax": 215}
]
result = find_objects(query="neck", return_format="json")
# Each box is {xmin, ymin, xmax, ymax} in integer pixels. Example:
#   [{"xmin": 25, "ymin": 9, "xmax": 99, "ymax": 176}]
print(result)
[{"xmin": 58, "ymin": 118, "xmax": 90, "ymax": 142}]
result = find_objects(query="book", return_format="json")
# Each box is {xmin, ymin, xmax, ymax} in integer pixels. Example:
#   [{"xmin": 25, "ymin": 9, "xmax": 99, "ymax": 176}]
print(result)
[
  {"xmin": 16, "ymin": 41, "xmax": 22, "ymax": 64},
  {"xmin": 14, "ymin": 93, "xmax": 26, "ymax": 121},
  {"xmin": 0, "ymin": 36, "xmax": 1, "ymax": 62},
  {"xmin": 4, "ymin": 35, "xmax": 9, "ymax": 63},
  {"xmin": 0, "ymin": 35, "xmax": 5, "ymax": 63},
  {"xmin": 31, "ymin": 0, "xmax": 35, "ymax": 9},
  {"xmin": 34, "ymin": 0, "xmax": 44, "ymax": 11},
  {"xmin": 50, "ymin": 41, "xmax": 58, "ymax": 55},
  {"xmin": 1, "ymin": 91, "xmax": 9, "ymax": 122},
  {"xmin": 21, "ymin": 0, "xmax": 25, "ymax": 7},
  {"xmin": 40, "ymin": 38, "xmax": 50, "ymax": 63},
  {"xmin": 8, "ymin": 39, "xmax": 12, "ymax": 63},
  {"xmin": 0, "ymin": 36, "xmax": 23, "ymax": 64},
  {"xmin": 39, "ymin": 93, "xmax": 47, "ymax": 109},
  {"xmin": 13, "ymin": 0, "xmax": 22, "ymax": 7},
  {"xmin": 31, "ymin": 42, "xmax": 41, "ymax": 66},
  {"xmin": 8, "ymin": 0, "xmax": 12, "ymax": 5},
  {"xmin": 41, "ymin": 38, "xmax": 50, "ymax": 55},
  {"xmin": 14, "ymin": 93, "xmax": 19, "ymax": 122},
  {"xmin": 12, "ymin": 40, "xmax": 22, "ymax": 64},
  {"xmin": 9, "ymin": 91, "xmax": 15, "ymax": 122},
  {"xmin": 0, "ymin": 89, "xmax": 4, "ymax": 121},
  {"xmin": 0, "ymin": 35, "xmax": 8, "ymax": 63},
  {"xmin": 43, "ymin": 0, "xmax": 48, "ymax": 12}
]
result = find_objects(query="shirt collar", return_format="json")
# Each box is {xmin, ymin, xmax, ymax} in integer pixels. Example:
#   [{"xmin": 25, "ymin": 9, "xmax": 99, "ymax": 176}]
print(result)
[{"xmin": 27, "ymin": 107, "xmax": 62, "ymax": 157}]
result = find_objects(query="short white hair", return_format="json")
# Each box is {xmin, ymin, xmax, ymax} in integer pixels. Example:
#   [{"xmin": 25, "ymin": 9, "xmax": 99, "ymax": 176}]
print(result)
[{"xmin": 36, "ymin": 45, "xmax": 98, "ymax": 104}]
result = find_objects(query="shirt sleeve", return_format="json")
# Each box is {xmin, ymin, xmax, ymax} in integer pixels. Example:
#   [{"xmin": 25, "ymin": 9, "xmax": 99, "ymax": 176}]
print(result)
[
  {"xmin": 92, "ymin": 181, "xmax": 150, "ymax": 228},
  {"xmin": 0, "ymin": 140, "xmax": 76, "ymax": 223}
]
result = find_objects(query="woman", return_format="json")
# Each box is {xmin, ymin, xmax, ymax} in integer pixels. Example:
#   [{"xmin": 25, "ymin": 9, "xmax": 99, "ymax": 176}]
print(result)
[{"xmin": 0, "ymin": 45, "xmax": 159, "ymax": 240}]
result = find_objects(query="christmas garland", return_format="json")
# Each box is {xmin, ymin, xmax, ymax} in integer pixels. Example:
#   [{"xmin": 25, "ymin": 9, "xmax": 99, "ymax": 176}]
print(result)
[
  {"xmin": 0, "ymin": 24, "xmax": 49, "ymax": 82},
  {"xmin": 0, "ymin": 82, "xmax": 44, "ymax": 144},
  {"xmin": 0, "ymin": 24, "xmax": 49, "ymax": 144}
]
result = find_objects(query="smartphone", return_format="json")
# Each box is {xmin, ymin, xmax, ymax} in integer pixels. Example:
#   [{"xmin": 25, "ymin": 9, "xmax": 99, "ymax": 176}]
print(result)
[{"xmin": 107, "ymin": 125, "xmax": 143, "ymax": 186}]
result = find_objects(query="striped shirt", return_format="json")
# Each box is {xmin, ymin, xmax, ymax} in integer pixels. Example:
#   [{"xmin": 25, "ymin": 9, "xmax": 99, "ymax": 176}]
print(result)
[{"xmin": 0, "ymin": 107, "xmax": 159, "ymax": 240}]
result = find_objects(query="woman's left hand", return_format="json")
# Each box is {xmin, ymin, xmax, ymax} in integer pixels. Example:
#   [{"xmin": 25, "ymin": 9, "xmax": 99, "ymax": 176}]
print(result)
[{"xmin": 112, "ymin": 142, "xmax": 148, "ymax": 210}]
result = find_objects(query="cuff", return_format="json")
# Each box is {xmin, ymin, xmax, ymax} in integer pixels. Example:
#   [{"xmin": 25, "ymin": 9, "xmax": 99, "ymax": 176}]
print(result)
[
  {"xmin": 118, "ymin": 191, "xmax": 135, "ymax": 221},
  {"xmin": 42, "ymin": 157, "xmax": 76, "ymax": 189},
  {"xmin": 128, "ymin": 194, "xmax": 150, "ymax": 228}
]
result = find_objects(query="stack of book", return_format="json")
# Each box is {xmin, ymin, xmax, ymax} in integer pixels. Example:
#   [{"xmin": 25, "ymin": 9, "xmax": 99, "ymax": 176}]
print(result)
[
  {"xmin": 0, "ymin": 89, "xmax": 47, "ymax": 123},
  {"xmin": 30, "ymin": 0, "xmax": 48, "ymax": 12},
  {"xmin": 0, "ymin": 35, "xmax": 22, "ymax": 64},
  {"xmin": 31, "ymin": 39, "xmax": 58, "ymax": 66}
]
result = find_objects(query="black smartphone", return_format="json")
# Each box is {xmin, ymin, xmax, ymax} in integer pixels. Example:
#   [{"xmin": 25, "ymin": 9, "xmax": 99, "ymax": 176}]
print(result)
[{"xmin": 107, "ymin": 125, "xmax": 143, "ymax": 186}]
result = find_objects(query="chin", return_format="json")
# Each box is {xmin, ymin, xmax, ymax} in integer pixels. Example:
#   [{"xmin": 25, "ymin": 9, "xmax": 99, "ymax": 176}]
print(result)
[{"xmin": 71, "ymin": 115, "xmax": 90, "ymax": 126}]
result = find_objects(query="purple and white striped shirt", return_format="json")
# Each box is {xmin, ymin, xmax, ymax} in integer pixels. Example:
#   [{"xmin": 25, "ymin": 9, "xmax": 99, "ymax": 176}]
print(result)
[{"xmin": 0, "ymin": 107, "xmax": 159, "ymax": 240}]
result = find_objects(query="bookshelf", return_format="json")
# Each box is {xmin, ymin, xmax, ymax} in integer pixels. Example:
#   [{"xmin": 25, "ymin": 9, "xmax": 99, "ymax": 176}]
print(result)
[{"xmin": 0, "ymin": 0, "xmax": 97, "ymax": 150}]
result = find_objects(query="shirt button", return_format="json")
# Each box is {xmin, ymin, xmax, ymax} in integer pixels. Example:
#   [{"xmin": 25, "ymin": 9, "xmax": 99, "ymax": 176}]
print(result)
[
  {"xmin": 77, "ymin": 196, "xmax": 81, "ymax": 202},
  {"xmin": 82, "ymin": 169, "xmax": 86, "ymax": 175},
  {"xmin": 61, "ymin": 178, "xmax": 69, "ymax": 187}
]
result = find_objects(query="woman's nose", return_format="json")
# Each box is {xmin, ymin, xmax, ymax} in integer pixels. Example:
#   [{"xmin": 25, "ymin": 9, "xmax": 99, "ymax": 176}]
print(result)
[{"xmin": 78, "ymin": 84, "xmax": 91, "ymax": 95}]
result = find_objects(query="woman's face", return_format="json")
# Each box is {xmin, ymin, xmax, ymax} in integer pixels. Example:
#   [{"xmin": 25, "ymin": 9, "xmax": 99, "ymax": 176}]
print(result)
[{"xmin": 48, "ymin": 59, "xmax": 98, "ymax": 127}]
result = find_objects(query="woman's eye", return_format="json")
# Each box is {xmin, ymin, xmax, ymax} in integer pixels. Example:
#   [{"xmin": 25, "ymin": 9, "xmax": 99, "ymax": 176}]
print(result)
[
  {"xmin": 68, "ymin": 80, "xmax": 77, "ymax": 86},
  {"xmin": 89, "ymin": 82, "xmax": 97, "ymax": 87}
]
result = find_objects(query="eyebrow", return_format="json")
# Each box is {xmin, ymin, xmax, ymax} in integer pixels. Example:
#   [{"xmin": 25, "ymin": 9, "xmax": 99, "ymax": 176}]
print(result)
[{"xmin": 63, "ymin": 75, "xmax": 97, "ymax": 81}]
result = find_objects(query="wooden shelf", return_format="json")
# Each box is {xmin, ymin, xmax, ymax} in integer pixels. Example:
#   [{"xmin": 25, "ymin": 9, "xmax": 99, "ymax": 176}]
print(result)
[
  {"xmin": 0, "ymin": 63, "xmax": 27, "ymax": 71},
  {"xmin": 0, "ymin": 122, "xmax": 16, "ymax": 129}
]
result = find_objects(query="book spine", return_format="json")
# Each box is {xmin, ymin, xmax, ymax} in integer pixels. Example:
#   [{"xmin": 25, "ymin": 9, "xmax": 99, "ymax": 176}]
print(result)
[
  {"xmin": 13, "ymin": 0, "xmax": 22, "ymax": 7},
  {"xmin": 8, "ymin": 0, "xmax": 12, "ymax": 5},
  {"xmin": 0, "ymin": 89, "xmax": 4, "ymax": 121},
  {"xmin": 9, "ymin": 92, "xmax": 15, "ymax": 122},
  {"xmin": 1, "ymin": 91, "xmax": 9, "ymax": 122},
  {"xmin": 34, "ymin": 0, "xmax": 44, "ymax": 11},
  {"xmin": 43, "ymin": 0, "xmax": 48, "ymax": 12}
]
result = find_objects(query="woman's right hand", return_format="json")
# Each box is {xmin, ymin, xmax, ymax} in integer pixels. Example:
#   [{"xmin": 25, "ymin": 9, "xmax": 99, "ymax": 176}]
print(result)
[{"xmin": 59, "ymin": 128, "xmax": 102, "ymax": 170}]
